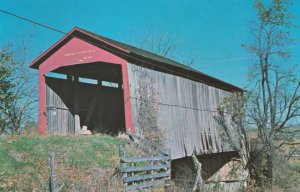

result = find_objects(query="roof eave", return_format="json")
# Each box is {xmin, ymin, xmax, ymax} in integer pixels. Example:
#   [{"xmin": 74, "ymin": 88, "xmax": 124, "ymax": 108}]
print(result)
[{"xmin": 128, "ymin": 53, "xmax": 243, "ymax": 92}]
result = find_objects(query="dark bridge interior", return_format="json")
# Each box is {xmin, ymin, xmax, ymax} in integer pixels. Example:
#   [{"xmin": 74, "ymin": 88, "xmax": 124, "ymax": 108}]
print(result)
[{"xmin": 45, "ymin": 62, "xmax": 125, "ymax": 135}]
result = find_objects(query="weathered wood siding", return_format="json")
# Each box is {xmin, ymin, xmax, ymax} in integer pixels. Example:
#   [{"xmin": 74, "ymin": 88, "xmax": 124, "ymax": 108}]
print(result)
[
  {"xmin": 46, "ymin": 78, "xmax": 75, "ymax": 135},
  {"xmin": 128, "ymin": 63, "xmax": 232, "ymax": 159}
]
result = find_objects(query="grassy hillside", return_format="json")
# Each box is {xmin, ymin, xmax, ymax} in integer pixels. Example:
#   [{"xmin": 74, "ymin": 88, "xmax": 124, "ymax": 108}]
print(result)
[
  {"xmin": 1, "ymin": 132, "xmax": 299, "ymax": 191},
  {"xmin": 0, "ymin": 135, "xmax": 124, "ymax": 191}
]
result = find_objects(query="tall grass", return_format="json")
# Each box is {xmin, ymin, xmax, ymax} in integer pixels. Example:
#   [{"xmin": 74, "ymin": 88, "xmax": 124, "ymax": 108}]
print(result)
[{"xmin": 0, "ymin": 134, "xmax": 123, "ymax": 191}]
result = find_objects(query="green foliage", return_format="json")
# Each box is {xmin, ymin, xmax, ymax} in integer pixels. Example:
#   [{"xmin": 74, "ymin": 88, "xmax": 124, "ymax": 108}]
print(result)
[
  {"xmin": 255, "ymin": 0, "xmax": 291, "ymax": 26},
  {"xmin": 0, "ymin": 134, "xmax": 124, "ymax": 191},
  {"xmin": 0, "ymin": 47, "xmax": 16, "ymax": 134},
  {"xmin": 0, "ymin": 47, "xmax": 15, "ymax": 104},
  {"xmin": 290, "ymin": 160, "xmax": 300, "ymax": 172}
]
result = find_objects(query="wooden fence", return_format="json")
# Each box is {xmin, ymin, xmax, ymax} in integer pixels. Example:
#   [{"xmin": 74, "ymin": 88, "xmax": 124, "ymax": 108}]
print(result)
[
  {"xmin": 49, "ymin": 151, "xmax": 56, "ymax": 192},
  {"xmin": 119, "ymin": 144, "xmax": 171, "ymax": 191}
]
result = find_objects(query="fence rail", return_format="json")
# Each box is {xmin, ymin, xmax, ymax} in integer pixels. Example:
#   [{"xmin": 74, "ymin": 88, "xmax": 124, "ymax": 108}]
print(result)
[{"xmin": 119, "ymin": 144, "xmax": 171, "ymax": 191}]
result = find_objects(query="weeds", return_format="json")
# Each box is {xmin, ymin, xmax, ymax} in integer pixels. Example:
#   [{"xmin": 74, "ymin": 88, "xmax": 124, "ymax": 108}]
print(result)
[{"xmin": 0, "ymin": 134, "xmax": 123, "ymax": 191}]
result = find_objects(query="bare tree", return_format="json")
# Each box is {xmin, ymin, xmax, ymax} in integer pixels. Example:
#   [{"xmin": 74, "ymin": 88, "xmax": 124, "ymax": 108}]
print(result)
[
  {"xmin": 0, "ymin": 42, "xmax": 38, "ymax": 134},
  {"xmin": 136, "ymin": 31, "xmax": 178, "ymax": 58},
  {"xmin": 213, "ymin": 0, "xmax": 300, "ymax": 188},
  {"xmin": 135, "ymin": 31, "xmax": 200, "ymax": 68},
  {"xmin": 215, "ymin": 93, "xmax": 251, "ymax": 183},
  {"xmin": 216, "ymin": 0, "xmax": 299, "ymax": 187}
]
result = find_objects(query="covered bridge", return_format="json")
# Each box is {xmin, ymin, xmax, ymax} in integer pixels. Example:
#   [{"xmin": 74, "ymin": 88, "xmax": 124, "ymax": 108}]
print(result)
[{"xmin": 30, "ymin": 27, "xmax": 242, "ymax": 160}]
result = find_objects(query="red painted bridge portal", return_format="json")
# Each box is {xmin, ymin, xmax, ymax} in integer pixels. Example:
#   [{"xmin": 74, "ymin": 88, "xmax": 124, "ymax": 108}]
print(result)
[{"xmin": 31, "ymin": 29, "xmax": 134, "ymax": 135}]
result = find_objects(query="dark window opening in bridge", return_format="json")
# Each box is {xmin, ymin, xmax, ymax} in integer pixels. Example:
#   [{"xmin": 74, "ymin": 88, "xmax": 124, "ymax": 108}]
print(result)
[
  {"xmin": 45, "ymin": 72, "xmax": 67, "ymax": 80},
  {"xmin": 102, "ymin": 81, "xmax": 119, "ymax": 88},
  {"xmin": 79, "ymin": 77, "xmax": 98, "ymax": 85}
]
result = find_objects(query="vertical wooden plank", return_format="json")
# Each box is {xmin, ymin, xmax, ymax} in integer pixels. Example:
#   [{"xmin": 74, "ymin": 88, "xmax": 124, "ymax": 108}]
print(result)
[
  {"xmin": 74, "ymin": 76, "xmax": 80, "ymax": 133},
  {"xmin": 119, "ymin": 144, "xmax": 128, "ymax": 189},
  {"xmin": 67, "ymin": 75, "xmax": 74, "ymax": 134},
  {"xmin": 166, "ymin": 148, "xmax": 171, "ymax": 184},
  {"xmin": 46, "ymin": 84, "xmax": 50, "ymax": 134}
]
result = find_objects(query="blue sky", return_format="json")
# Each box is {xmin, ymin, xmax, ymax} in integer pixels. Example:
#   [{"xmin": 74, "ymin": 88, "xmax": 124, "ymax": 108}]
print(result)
[{"xmin": 0, "ymin": 0, "xmax": 299, "ymax": 88}]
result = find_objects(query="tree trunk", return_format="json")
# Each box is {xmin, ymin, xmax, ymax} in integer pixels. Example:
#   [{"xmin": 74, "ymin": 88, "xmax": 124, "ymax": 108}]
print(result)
[
  {"xmin": 266, "ymin": 153, "xmax": 273, "ymax": 186},
  {"xmin": 192, "ymin": 154, "xmax": 203, "ymax": 192}
]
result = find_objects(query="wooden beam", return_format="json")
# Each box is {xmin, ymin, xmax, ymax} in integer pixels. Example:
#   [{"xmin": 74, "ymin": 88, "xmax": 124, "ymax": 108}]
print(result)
[
  {"xmin": 120, "ymin": 164, "xmax": 170, "ymax": 173},
  {"xmin": 74, "ymin": 76, "xmax": 80, "ymax": 133},
  {"xmin": 121, "ymin": 156, "xmax": 169, "ymax": 163},
  {"xmin": 123, "ymin": 172, "xmax": 169, "ymax": 183},
  {"xmin": 125, "ymin": 178, "xmax": 168, "ymax": 191}
]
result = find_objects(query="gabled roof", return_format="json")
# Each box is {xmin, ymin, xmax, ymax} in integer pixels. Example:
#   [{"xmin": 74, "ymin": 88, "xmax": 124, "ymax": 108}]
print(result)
[
  {"xmin": 30, "ymin": 27, "xmax": 243, "ymax": 92},
  {"xmin": 79, "ymin": 28, "xmax": 196, "ymax": 72}
]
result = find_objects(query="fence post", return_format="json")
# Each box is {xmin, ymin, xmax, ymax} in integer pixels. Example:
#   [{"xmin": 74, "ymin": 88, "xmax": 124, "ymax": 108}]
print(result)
[
  {"xmin": 119, "ymin": 144, "xmax": 128, "ymax": 188},
  {"xmin": 49, "ymin": 151, "xmax": 56, "ymax": 192}
]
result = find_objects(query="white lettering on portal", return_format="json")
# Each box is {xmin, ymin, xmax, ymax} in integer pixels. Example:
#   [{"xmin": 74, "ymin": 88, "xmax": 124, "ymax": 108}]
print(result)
[{"xmin": 64, "ymin": 49, "xmax": 96, "ymax": 62}]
